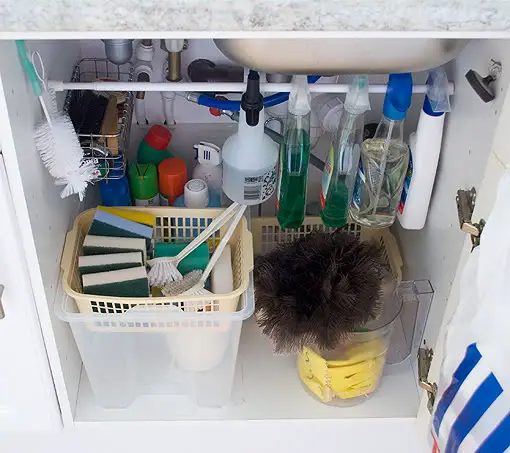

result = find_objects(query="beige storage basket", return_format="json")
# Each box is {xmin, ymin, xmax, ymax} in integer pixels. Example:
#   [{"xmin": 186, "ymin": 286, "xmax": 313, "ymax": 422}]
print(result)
[
  {"xmin": 61, "ymin": 207, "xmax": 254, "ymax": 314},
  {"xmin": 251, "ymin": 217, "xmax": 403, "ymax": 282}
]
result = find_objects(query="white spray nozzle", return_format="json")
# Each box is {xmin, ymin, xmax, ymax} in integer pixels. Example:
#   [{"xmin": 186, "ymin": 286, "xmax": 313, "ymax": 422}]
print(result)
[
  {"xmin": 194, "ymin": 141, "xmax": 222, "ymax": 166},
  {"xmin": 344, "ymin": 75, "xmax": 371, "ymax": 115},
  {"xmin": 426, "ymin": 67, "xmax": 451, "ymax": 113},
  {"xmin": 289, "ymin": 75, "xmax": 311, "ymax": 116}
]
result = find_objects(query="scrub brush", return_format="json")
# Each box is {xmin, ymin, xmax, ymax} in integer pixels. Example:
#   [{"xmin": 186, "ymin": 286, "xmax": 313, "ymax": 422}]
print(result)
[
  {"xmin": 254, "ymin": 230, "xmax": 387, "ymax": 354},
  {"xmin": 16, "ymin": 40, "xmax": 97, "ymax": 200}
]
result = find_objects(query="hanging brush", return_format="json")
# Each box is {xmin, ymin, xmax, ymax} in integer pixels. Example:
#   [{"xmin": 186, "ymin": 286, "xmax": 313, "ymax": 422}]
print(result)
[
  {"xmin": 16, "ymin": 40, "xmax": 97, "ymax": 201},
  {"xmin": 254, "ymin": 230, "xmax": 388, "ymax": 354}
]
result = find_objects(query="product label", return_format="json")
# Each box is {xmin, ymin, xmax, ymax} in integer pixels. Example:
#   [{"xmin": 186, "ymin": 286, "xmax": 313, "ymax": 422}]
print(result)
[
  {"xmin": 398, "ymin": 152, "xmax": 413, "ymax": 214},
  {"xmin": 160, "ymin": 193, "xmax": 170, "ymax": 206},
  {"xmin": 320, "ymin": 145, "xmax": 335, "ymax": 208},
  {"xmin": 351, "ymin": 159, "xmax": 366, "ymax": 211},
  {"xmin": 135, "ymin": 194, "xmax": 160, "ymax": 206},
  {"xmin": 243, "ymin": 166, "xmax": 277, "ymax": 203}
]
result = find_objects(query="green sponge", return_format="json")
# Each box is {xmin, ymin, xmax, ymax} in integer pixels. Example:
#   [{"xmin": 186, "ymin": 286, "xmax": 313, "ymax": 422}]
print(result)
[{"xmin": 153, "ymin": 242, "xmax": 209, "ymax": 275}]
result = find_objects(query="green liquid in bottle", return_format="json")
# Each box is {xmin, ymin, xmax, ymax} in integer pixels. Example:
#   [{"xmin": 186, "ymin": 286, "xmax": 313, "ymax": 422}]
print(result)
[
  {"xmin": 320, "ymin": 179, "xmax": 349, "ymax": 227},
  {"xmin": 277, "ymin": 129, "xmax": 310, "ymax": 229}
]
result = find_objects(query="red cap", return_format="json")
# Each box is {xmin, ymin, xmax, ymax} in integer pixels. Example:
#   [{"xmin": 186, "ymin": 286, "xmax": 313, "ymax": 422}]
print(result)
[
  {"xmin": 209, "ymin": 95, "xmax": 228, "ymax": 117},
  {"xmin": 158, "ymin": 158, "xmax": 187, "ymax": 205},
  {"xmin": 144, "ymin": 125, "xmax": 172, "ymax": 150}
]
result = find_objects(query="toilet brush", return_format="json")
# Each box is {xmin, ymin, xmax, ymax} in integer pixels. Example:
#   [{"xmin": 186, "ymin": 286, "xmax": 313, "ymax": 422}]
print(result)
[{"xmin": 254, "ymin": 230, "xmax": 387, "ymax": 354}]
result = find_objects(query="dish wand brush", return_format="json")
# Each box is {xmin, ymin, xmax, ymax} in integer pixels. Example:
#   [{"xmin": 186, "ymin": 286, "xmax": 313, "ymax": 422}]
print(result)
[
  {"xmin": 162, "ymin": 204, "xmax": 247, "ymax": 307},
  {"xmin": 147, "ymin": 202, "xmax": 242, "ymax": 287},
  {"xmin": 16, "ymin": 40, "xmax": 97, "ymax": 200}
]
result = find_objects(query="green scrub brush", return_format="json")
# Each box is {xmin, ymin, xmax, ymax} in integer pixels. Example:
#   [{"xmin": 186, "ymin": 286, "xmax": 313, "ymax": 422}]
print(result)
[{"xmin": 16, "ymin": 40, "xmax": 97, "ymax": 200}]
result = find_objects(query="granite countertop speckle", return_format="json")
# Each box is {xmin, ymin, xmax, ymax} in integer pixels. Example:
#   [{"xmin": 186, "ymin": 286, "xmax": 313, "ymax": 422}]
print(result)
[{"xmin": 1, "ymin": 0, "xmax": 510, "ymax": 33}]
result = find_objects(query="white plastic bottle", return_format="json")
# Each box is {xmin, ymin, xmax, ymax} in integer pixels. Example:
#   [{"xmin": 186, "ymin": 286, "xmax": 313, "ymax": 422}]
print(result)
[
  {"xmin": 397, "ymin": 96, "xmax": 446, "ymax": 229},
  {"xmin": 222, "ymin": 71, "xmax": 279, "ymax": 205},
  {"xmin": 192, "ymin": 141, "xmax": 223, "ymax": 193}
]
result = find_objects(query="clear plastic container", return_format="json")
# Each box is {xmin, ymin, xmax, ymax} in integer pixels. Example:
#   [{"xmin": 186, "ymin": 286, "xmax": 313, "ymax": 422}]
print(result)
[
  {"xmin": 298, "ymin": 288, "xmax": 402, "ymax": 405},
  {"xmin": 56, "ymin": 276, "xmax": 254, "ymax": 409}
]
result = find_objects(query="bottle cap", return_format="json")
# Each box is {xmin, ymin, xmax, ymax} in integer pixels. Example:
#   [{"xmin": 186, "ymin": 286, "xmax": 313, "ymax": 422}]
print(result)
[
  {"xmin": 144, "ymin": 125, "xmax": 172, "ymax": 150},
  {"xmin": 383, "ymin": 73, "xmax": 413, "ymax": 121},
  {"xmin": 288, "ymin": 75, "xmax": 311, "ymax": 116},
  {"xmin": 345, "ymin": 75, "xmax": 371, "ymax": 115},
  {"xmin": 194, "ymin": 141, "xmax": 222, "ymax": 166},
  {"xmin": 158, "ymin": 158, "xmax": 187, "ymax": 205},
  {"xmin": 241, "ymin": 70, "xmax": 264, "ymax": 126},
  {"xmin": 184, "ymin": 179, "xmax": 209, "ymax": 208},
  {"xmin": 425, "ymin": 67, "xmax": 450, "ymax": 114}
]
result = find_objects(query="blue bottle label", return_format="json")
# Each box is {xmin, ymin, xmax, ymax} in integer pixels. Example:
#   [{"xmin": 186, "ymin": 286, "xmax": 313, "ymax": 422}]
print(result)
[
  {"xmin": 351, "ymin": 160, "xmax": 365, "ymax": 211},
  {"xmin": 398, "ymin": 151, "xmax": 413, "ymax": 214}
]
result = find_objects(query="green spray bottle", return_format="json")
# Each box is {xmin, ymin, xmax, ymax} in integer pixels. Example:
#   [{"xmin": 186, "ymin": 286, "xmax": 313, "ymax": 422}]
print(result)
[
  {"xmin": 276, "ymin": 75, "xmax": 311, "ymax": 229},
  {"xmin": 320, "ymin": 76, "xmax": 370, "ymax": 227}
]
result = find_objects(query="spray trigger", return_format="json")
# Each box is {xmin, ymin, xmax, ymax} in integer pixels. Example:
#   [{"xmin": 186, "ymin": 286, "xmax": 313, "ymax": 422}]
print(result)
[{"xmin": 193, "ymin": 142, "xmax": 222, "ymax": 166}]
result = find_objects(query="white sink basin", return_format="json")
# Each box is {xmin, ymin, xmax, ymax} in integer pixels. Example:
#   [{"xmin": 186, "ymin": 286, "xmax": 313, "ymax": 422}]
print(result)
[{"xmin": 215, "ymin": 38, "xmax": 467, "ymax": 74}]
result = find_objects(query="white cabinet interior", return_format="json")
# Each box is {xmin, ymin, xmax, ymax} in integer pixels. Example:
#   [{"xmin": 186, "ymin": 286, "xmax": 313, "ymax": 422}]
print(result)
[{"xmin": 0, "ymin": 38, "xmax": 508, "ymax": 436}]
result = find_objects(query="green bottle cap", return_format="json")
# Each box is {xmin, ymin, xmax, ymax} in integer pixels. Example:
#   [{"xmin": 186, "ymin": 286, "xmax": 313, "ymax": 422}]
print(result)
[{"xmin": 128, "ymin": 163, "xmax": 159, "ymax": 200}]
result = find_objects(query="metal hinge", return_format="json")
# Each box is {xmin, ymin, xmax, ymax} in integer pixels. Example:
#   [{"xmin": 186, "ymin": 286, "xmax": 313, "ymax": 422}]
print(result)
[
  {"xmin": 456, "ymin": 188, "xmax": 486, "ymax": 249},
  {"xmin": 418, "ymin": 347, "xmax": 437, "ymax": 414}
]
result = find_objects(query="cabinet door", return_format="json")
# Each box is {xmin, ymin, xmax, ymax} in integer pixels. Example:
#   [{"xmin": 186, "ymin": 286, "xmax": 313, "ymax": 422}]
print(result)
[{"xmin": 0, "ymin": 153, "xmax": 61, "ymax": 431}]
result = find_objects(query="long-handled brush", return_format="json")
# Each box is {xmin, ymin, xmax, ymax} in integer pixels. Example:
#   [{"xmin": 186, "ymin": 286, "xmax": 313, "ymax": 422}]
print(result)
[
  {"xmin": 16, "ymin": 41, "xmax": 97, "ymax": 200},
  {"xmin": 162, "ymin": 204, "xmax": 247, "ymax": 308},
  {"xmin": 147, "ymin": 202, "xmax": 241, "ymax": 287}
]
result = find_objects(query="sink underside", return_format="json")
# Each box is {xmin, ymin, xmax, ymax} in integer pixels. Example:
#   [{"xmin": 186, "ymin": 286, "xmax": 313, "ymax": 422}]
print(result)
[{"xmin": 215, "ymin": 39, "xmax": 467, "ymax": 74}]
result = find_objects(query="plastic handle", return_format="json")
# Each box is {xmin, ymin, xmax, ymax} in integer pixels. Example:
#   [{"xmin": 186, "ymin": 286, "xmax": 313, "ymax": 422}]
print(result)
[
  {"xmin": 199, "ymin": 204, "xmax": 247, "ymax": 285},
  {"xmin": 15, "ymin": 40, "xmax": 42, "ymax": 97},
  {"xmin": 174, "ymin": 202, "xmax": 241, "ymax": 262}
]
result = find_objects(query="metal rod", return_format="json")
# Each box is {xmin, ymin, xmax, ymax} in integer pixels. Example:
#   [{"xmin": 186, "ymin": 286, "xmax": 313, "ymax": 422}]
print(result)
[{"xmin": 48, "ymin": 80, "xmax": 455, "ymax": 95}]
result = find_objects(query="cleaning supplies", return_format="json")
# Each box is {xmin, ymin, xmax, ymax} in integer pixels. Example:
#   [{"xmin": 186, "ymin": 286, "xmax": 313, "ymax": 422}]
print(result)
[
  {"xmin": 78, "ymin": 252, "xmax": 144, "ymax": 274},
  {"xmin": 153, "ymin": 242, "xmax": 209, "ymax": 276},
  {"xmin": 97, "ymin": 206, "xmax": 155, "ymax": 227},
  {"xmin": 183, "ymin": 179, "xmax": 209, "ymax": 208},
  {"xmin": 350, "ymin": 73, "xmax": 413, "ymax": 228},
  {"xmin": 99, "ymin": 176, "xmax": 132, "ymax": 207},
  {"xmin": 192, "ymin": 142, "xmax": 223, "ymax": 195},
  {"xmin": 128, "ymin": 163, "xmax": 160, "ymax": 206},
  {"xmin": 320, "ymin": 76, "xmax": 370, "ymax": 228},
  {"xmin": 82, "ymin": 266, "xmax": 149, "ymax": 298},
  {"xmin": 398, "ymin": 67, "xmax": 450, "ymax": 230},
  {"xmin": 158, "ymin": 158, "xmax": 187, "ymax": 205},
  {"xmin": 16, "ymin": 40, "xmax": 97, "ymax": 200},
  {"xmin": 211, "ymin": 244, "xmax": 234, "ymax": 295},
  {"xmin": 254, "ymin": 230, "xmax": 386, "ymax": 353},
  {"xmin": 82, "ymin": 236, "xmax": 147, "ymax": 261},
  {"xmin": 222, "ymin": 71, "xmax": 279, "ymax": 205},
  {"xmin": 276, "ymin": 75, "xmax": 311, "ymax": 229},
  {"xmin": 138, "ymin": 125, "xmax": 173, "ymax": 166}
]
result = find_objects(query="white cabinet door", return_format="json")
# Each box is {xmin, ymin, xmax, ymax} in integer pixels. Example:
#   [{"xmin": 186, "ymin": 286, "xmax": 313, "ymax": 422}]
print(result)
[{"xmin": 0, "ymin": 153, "xmax": 61, "ymax": 431}]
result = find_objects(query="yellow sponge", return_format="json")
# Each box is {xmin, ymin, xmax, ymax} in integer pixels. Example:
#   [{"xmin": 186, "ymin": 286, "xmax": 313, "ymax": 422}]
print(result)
[{"xmin": 98, "ymin": 206, "xmax": 155, "ymax": 227}]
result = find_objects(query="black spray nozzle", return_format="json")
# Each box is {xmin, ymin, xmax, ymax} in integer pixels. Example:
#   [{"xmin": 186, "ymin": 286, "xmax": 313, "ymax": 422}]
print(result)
[{"xmin": 241, "ymin": 70, "xmax": 264, "ymax": 126}]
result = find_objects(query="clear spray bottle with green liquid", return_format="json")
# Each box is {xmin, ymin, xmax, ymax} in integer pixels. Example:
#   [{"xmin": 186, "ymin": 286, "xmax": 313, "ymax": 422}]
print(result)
[
  {"xmin": 320, "ymin": 76, "xmax": 370, "ymax": 228},
  {"xmin": 276, "ymin": 75, "xmax": 311, "ymax": 229}
]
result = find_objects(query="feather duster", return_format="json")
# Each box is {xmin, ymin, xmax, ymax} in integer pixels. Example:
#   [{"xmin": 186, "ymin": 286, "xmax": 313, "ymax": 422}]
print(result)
[{"xmin": 254, "ymin": 231, "xmax": 387, "ymax": 354}]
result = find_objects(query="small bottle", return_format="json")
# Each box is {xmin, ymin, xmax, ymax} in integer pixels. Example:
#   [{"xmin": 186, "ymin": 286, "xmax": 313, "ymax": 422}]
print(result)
[
  {"xmin": 320, "ymin": 76, "xmax": 370, "ymax": 228},
  {"xmin": 128, "ymin": 163, "xmax": 160, "ymax": 206},
  {"xmin": 158, "ymin": 158, "xmax": 187, "ymax": 205},
  {"xmin": 137, "ymin": 125, "xmax": 173, "ymax": 166},
  {"xmin": 222, "ymin": 71, "xmax": 279, "ymax": 206},
  {"xmin": 192, "ymin": 142, "xmax": 223, "ymax": 194},
  {"xmin": 277, "ymin": 75, "xmax": 311, "ymax": 229},
  {"xmin": 350, "ymin": 73, "xmax": 413, "ymax": 228}
]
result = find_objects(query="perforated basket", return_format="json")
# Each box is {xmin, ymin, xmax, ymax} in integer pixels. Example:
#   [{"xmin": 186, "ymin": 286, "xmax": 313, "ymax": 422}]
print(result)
[
  {"xmin": 61, "ymin": 207, "xmax": 254, "ymax": 315},
  {"xmin": 251, "ymin": 217, "xmax": 403, "ymax": 282}
]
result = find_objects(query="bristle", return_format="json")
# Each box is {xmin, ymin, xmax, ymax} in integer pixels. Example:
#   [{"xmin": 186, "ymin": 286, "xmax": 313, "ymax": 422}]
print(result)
[{"xmin": 254, "ymin": 231, "xmax": 387, "ymax": 354}]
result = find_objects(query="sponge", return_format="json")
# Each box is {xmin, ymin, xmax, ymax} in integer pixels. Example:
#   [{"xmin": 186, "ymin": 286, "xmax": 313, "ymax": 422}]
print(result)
[
  {"xmin": 78, "ymin": 252, "xmax": 143, "ymax": 275},
  {"xmin": 82, "ymin": 266, "xmax": 149, "ymax": 298},
  {"xmin": 97, "ymin": 206, "xmax": 155, "ymax": 227},
  {"xmin": 82, "ymin": 235, "xmax": 147, "ymax": 262},
  {"xmin": 88, "ymin": 209, "xmax": 153, "ymax": 246},
  {"xmin": 153, "ymin": 242, "xmax": 209, "ymax": 275}
]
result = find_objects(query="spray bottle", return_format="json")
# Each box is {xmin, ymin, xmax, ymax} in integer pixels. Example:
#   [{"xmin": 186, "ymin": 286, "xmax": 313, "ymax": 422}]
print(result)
[
  {"xmin": 222, "ymin": 71, "xmax": 279, "ymax": 205},
  {"xmin": 276, "ymin": 75, "xmax": 311, "ymax": 229},
  {"xmin": 397, "ymin": 67, "xmax": 450, "ymax": 230},
  {"xmin": 320, "ymin": 76, "xmax": 370, "ymax": 228}
]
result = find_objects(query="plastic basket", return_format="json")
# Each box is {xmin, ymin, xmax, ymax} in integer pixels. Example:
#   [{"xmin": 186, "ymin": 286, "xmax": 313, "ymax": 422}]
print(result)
[
  {"xmin": 251, "ymin": 217, "xmax": 403, "ymax": 282},
  {"xmin": 61, "ymin": 207, "xmax": 254, "ymax": 317}
]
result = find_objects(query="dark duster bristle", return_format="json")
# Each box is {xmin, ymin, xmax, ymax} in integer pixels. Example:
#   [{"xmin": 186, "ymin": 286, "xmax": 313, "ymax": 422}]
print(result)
[{"xmin": 254, "ymin": 231, "xmax": 387, "ymax": 354}]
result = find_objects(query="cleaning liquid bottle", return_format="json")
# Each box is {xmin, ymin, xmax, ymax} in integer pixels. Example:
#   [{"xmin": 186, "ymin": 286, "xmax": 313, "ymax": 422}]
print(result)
[
  {"xmin": 277, "ymin": 75, "xmax": 311, "ymax": 229},
  {"xmin": 222, "ymin": 71, "xmax": 279, "ymax": 205},
  {"xmin": 320, "ymin": 75, "xmax": 370, "ymax": 228},
  {"xmin": 397, "ymin": 67, "xmax": 450, "ymax": 230},
  {"xmin": 350, "ymin": 73, "xmax": 413, "ymax": 228}
]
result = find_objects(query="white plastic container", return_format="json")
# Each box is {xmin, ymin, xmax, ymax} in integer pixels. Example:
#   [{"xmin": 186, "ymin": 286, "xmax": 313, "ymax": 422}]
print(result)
[
  {"xmin": 311, "ymin": 93, "xmax": 344, "ymax": 134},
  {"xmin": 397, "ymin": 96, "xmax": 446, "ymax": 229},
  {"xmin": 192, "ymin": 141, "xmax": 223, "ymax": 194},
  {"xmin": 55, "ymin": 276, "xmax": 254, "ymax": 409},
  {"xmin": 222, "ymin": 109, "xmax": 279, "ymax": 205}
]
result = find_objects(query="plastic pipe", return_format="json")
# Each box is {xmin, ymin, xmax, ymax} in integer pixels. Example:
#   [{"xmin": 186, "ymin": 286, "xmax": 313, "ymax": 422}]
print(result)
[{"xmin": 48, "ymin": 79, "xmax": 454, "ymax": 95}]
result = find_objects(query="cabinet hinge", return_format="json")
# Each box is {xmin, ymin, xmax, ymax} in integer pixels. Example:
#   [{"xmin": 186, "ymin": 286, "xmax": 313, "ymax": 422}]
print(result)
[
  {"xmin": 418, "ymin": 347, "xmax": 437, "ymax": 414},
  {"xmin": 456, "ymin": 188, "xmax": 486, "ymax": 249}
]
